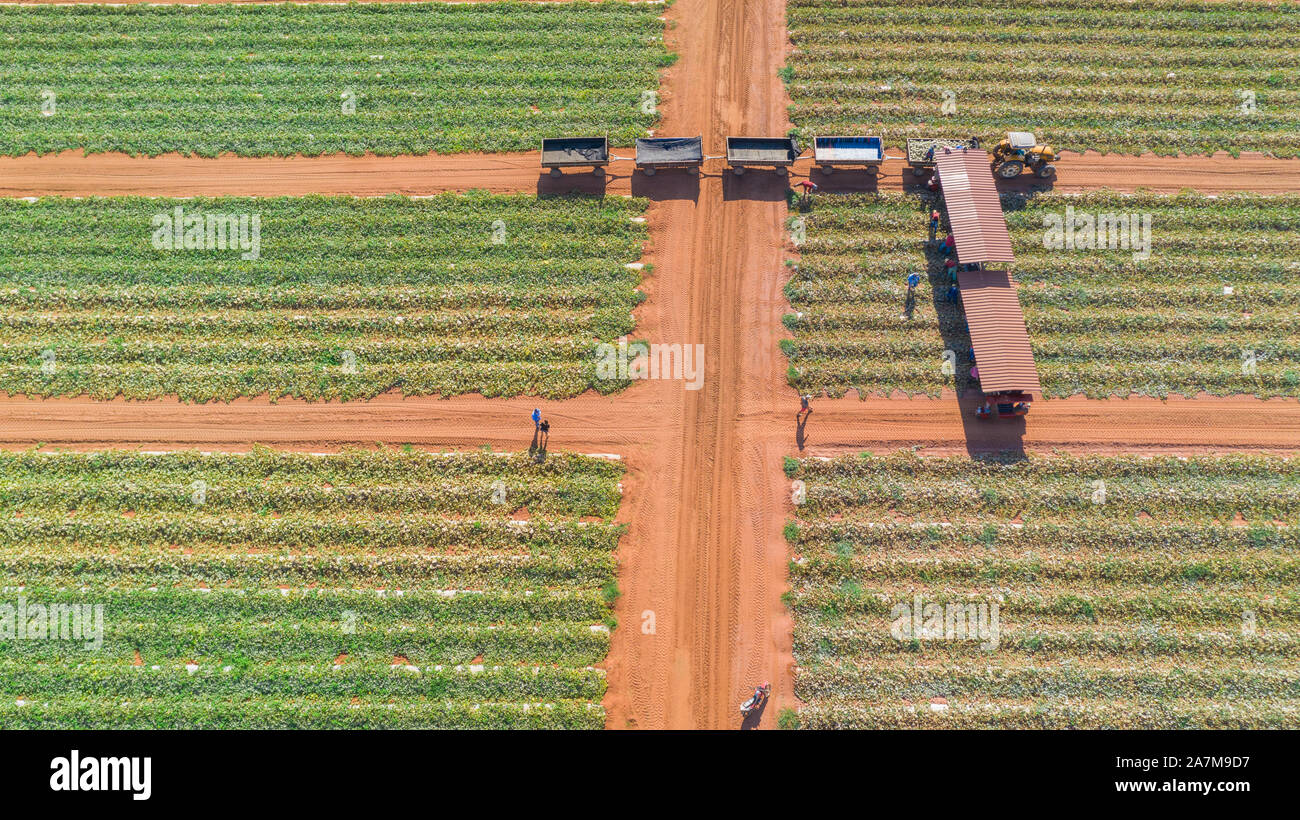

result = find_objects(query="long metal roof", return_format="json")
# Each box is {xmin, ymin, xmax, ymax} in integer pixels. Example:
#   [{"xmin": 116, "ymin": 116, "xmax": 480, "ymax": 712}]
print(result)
[
  {"xmin": 935, "ymin": 149, "xmax": 1015, "ymax": 264},
  {"xmin": 957, "ymin": 268, "xmax": 1041, "ymax": 393}
]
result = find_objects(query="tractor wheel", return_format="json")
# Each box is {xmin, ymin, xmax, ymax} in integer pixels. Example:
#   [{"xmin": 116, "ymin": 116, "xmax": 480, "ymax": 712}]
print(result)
[
  {"xmin": 820, "ymin": 165, "xmax": 833, "ymax": 175},
  {"xmin": 996, "ymin": 161, "xmax": 1024, "ymax": 179},
  {"xmin": 1036, "ymin": 163, "xmax": 1056, "ymax": 179}
]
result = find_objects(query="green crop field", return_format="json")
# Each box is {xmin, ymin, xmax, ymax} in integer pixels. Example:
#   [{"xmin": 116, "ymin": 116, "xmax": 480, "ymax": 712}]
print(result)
[
  {"xmin": 784, "ymin": 191, "xmax": 1300, "ymax": 398},
  {"xmin": 0, "ymin": 448, "xmax": 623, "ymax": 729},
  {"xmin": 784, "ymin": 452, "xmax": 1300, "ymax": 729},
  {"xmin": 786, "ymin": 0, "xmax": 1300, "ymax": 157},
  {"xmin": 0, "ymin": 2, "xmax": 672, "ymax": 156},
  {"xmin": 0, "ymin": 193, "xmax": 647, "ymax": 401}
]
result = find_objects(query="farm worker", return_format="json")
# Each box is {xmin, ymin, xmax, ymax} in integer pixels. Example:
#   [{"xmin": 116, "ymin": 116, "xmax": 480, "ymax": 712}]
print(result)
[
  {"xmin": 929, "ymin": 209, "xmax": 941, "ymax": 242},
  {"xmin": 799, "ymin": 394, "xmax": 812, "ymax": 415},
  {"xmin": 532, "ymin": 408, "xmax": 541, "ymax": 430},
  {"xmin": 940, "ymin": 234, "xmax": 955, "ymax": 255},
  {"xmin": 975, "ymin": 401, "xmax": 992, "ymax": 420},
  {"xmin": 946, "ymin": 284, "xmax": 959, "ymax": 303},
  {"xmin": 971, "ymin": 366, "xmax": 980, "ymax": 381},
  {"xmin": 906, "ymin": 272, "xmax": 922, "ymax": 292},
  {"xmin": 798, "ymin": 180, "xmax": 818, "ymax": 207}
]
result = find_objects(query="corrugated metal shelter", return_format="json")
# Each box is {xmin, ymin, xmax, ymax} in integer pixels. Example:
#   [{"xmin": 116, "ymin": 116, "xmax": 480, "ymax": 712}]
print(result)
[
  {"xmin": 934, "ymin": 149, "xmax": 1014, "ymax": 264},
  {"xmin": 957, "ymin": 269, "xmax": 1041, "ymax": 393}
]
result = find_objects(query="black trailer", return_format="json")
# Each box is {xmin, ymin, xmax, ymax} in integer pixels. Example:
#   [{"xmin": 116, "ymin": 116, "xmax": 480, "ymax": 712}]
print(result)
[
  {"xmin": 540, "ymin": 137, "xmax": 610, "ymax": 177},
  {"xmin": 725, "ymin": 136, "xmax": 800, "ymax": 176},
  {"xmin": 635, "ymin": 136, "xmax": 704, "ymax": 175},
  {"xmin": 813, "ymin": 135, "xmax": 884, "ymax": 175}
]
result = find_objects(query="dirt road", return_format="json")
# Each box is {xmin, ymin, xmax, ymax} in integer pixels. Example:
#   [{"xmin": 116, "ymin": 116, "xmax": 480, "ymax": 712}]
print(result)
[{"xmin": 6, "ymin": 149, "xmax": 1298, "ymax": 199}]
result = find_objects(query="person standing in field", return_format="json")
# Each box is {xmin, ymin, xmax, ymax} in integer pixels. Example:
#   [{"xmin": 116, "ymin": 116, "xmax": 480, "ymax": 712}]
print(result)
[{"xmin": 532, "ymin": 408, "xmax": 541, "ymax": 431}]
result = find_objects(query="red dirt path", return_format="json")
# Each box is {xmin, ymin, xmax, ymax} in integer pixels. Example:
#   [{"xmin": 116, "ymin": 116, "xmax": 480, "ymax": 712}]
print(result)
[{"xmin": 5, "ymin": 149, "xmax": 1298, "ymax": 198}]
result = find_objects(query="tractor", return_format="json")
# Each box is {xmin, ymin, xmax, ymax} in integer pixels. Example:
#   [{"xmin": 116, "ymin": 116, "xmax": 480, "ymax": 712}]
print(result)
[{"xmin": 991, "ymin": 132, "xmax": 1057, "ymax": 179}]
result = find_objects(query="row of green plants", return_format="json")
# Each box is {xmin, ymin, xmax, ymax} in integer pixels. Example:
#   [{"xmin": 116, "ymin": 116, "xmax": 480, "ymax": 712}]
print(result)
[
  {"xmin": 786, "ymin": 0, "xmax": 1300, "ymax": 156},
  {"xmin": 784, "ymin": 452, "xmax": 1300, "ymax": 728},
  {"xmin": 0, "ymin": 194, "xmax": 648, "ymax": 401},
  {"xmin": 785, "ymin": 191, "xmax": 1300, "ymax": 397},
  {"xmin": 0, "ymin": 3, "xmax": 671, "ymax": 156},
  {"xmin": 0, "ymin": 449, "xmax": 625, "ymax": 729}
]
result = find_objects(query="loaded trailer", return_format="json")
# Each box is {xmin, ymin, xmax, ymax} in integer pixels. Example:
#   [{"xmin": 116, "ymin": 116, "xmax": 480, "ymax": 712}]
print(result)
[
  {"xmin": 813, "ymin": 135, "xmax": 884, "ymax": 175},
  {"xmin": 635, "ymin": 136, "xmax": 704, "ymax": 175},
  {"xmin": 905, "ymin": 137, "xmax": 980, "ymax": 177},
  {"xmin": 540, "ymin": 137, "xmax": 609, "ymax": 177},
  {"xmin": 726, "ymin": 136, "xmax": 800, "ymax": 176}
]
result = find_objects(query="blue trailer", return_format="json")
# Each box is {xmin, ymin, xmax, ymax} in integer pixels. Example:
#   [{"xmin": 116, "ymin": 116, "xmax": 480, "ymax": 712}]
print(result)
[{"xmin": 813, "ymin": 135, "xmax": 884, "ymax": 175}]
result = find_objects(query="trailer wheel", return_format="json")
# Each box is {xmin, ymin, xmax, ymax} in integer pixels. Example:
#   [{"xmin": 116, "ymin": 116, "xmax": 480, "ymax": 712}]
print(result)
[
  {"xmin": 593, "ymin": 167, "xmax": 605, "ymax": 177},
  {"xmin": 996, "ymin": 161, "xmax": 1024, "ymax": 179},
  {"xmin": 686, "ymin": 166, "xmax": 698, "ymax": 176},
  {"xmin": 776, "ymin": 167, "xmax": 788, "ymax": 177},
  {"xmin": 549, "ymin": 168, "xmax": 562, "ymax": 178},
  {"xmin": 866, "ymin": 165, "xmax": 879, "ymax": 176},
  {"xmin": 820, "ymin": 165, "xmax": 833, "ymax": 175},
  {"xmin": 1036, "ymin": 163, "xmax": 1056, "ymax": 179},
  {"xmin": 733, "ymin": 166, "xmax": 745, "ymax": 176},
  {"xmin": 643, "ymin": 167, "xmax": 656, "ymax": 176},
  {"xmin": 912, "ymin": 167, "xmax": 926, "ymax": 177}
]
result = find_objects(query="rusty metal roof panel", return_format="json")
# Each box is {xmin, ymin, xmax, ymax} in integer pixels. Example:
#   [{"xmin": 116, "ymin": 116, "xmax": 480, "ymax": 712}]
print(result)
[
  {"xmin": 957, "ymin": 268, "xmax": 1041, "ymax": 393},
  {"xmin": 935, "ymin": 149, "xmax": 1015, "ymax": 264}
]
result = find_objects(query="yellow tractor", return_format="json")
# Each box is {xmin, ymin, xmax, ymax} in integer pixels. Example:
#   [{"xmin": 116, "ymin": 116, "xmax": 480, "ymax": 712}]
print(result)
[{"xmin": 991, "ymin": 131, "xmax": 1057, "ymax": 179}]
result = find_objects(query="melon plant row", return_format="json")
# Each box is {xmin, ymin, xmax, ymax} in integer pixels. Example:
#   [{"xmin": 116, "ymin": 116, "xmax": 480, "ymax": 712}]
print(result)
[
  {"xmin": 0, "ymin": 193, "xmax": 648, "ymax": 401},
  {"xmin": 0, "ymin": 448, "xmax": 624, "ymax": 729},
  {"xmin": 786, "ymin": 0, "xmax": 1300, "ymax": 157},
  {"xmin": 784, "ymin": 452, "xmax": 1300, "ymax": 729},
  {"xmin": 0, "ymin": 2, "xmax": 672, "ymax": 156},
  {"xmin": 784, "ymin": 191, "xmax": 1300, "ymax": 398}
]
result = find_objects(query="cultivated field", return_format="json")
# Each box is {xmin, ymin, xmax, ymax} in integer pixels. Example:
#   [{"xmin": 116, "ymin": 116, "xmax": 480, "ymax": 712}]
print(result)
[
  {"xmin": 786, "ymin": 0, "xmax": 1300, "ymax": 156},
  {"xmin": 785, "ymin": 452, "xmax": 1300, "ymax": 729},
  {"xmin": 786, "ymin": 191, "xmax": 1300, "ymax": 398},
  {"xmin": 0, "ymin": 3, "xmax": 671, "ymax": 156},
  {"xmin": 0, "ymin": 449, "xmax": 623, "ymax": 728},
  {"xmin": 0, "ymin": 193, "xmax": 648, "ymax": 401}
]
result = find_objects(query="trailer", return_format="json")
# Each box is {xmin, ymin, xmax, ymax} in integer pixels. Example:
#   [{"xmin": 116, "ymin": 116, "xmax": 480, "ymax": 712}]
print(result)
[
  {"xmin": 635, "ymin": 136, "xmax": 704, "ymax": 176},
  {"xmin": 813, "ymin": 135, "xmax": 884, "ymax": 175},
  {"xmin": 726, "ymin": 136, "xmax": 800, "ymax": 176},
  {"xmin": 540, "ymin": 137, "xmax": 609, "ymax": 177},
  {"xmin": 905, "ymin": 137, "xmax": 980, "ymax": 177}
]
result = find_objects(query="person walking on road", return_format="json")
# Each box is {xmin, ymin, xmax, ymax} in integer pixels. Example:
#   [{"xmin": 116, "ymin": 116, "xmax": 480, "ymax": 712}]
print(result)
[
  {"xmin": 531, "ymin": 408, "xmax": 541, "ymax": 431},
  {"xmin": 799, "ymin": 394, "xmax": 812, "ymax": 416}
]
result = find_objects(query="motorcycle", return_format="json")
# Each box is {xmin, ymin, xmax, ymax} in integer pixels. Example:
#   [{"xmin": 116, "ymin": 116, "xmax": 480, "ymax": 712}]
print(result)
[{"xmin": 740, "ymin": 682, "xmax": 771, "ymax": 716}]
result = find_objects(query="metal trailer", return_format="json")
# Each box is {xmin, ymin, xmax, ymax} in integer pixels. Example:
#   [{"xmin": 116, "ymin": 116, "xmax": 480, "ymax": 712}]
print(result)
[
  {"xmin": 725, "ymin": 136, "xmax": 801, "ymax": 176},
  {"xmin": 540, "ymin": 137, "xmax": 610, "ymax": 177},
  {"xmin": 635, "ymin": 136, "xmax": 705, "ymax": 175},
  {"xmin": 813, "ymin": 135, "xmax": 884, "ymax": 175},
  {"xmin": 905, "ymin": 137, "xmax": 980, "ymax": 177}
]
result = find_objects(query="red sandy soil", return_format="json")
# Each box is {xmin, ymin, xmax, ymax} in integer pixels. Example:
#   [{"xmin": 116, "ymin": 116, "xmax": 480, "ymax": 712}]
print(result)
[{"xmin": 5, "ymin": 149, "xmax": 1298, "ymax": 198}]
